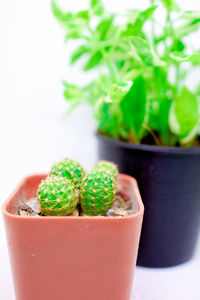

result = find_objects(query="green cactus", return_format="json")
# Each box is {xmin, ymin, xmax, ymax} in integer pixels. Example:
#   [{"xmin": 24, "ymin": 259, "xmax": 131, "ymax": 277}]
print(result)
[
  {"xmin": 93, "ymin": 160, "xmax": 119, "ymax": 180},
  {"xmin": 37, "ymin": 176, "xmax": 78, "ymax": 216},
  {"xmin": 80, "ymin": 168, "xmax": 117, "ymax": 216},
  {"xmin": 50, "ymin": 159, "xmax": 85, "ymax": 189}
]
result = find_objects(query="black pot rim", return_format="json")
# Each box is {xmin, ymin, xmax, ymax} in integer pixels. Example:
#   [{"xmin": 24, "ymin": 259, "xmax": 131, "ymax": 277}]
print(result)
[{"xmin": 96, "ymin": 133, "xmax": 200, "ymax": 155}]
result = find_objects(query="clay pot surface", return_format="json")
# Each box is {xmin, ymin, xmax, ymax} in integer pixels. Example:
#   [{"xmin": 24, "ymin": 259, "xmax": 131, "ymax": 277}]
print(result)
[{"xmin": 2, "ymin": 173, "xmax": 144, "ymax": 300}]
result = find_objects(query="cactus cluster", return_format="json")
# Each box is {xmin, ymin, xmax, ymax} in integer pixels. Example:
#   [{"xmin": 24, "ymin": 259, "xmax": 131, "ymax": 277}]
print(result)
[
  {"xmin": 50, "ymin": 159, "xmax": 85, "ymax": 189},
  {"xmin": 37, "ymin": 176, "xmax": 78, "ymax": 216},
  {"xmin": 80, "ymin": 169, "xmax": 117, "ymax": 216},
  {"xmin": 94, "ymin": 160, "xmax": 119, "ymax": 180},
  {"xmin": 36, "ymin": 159, "xmax": 119, "ymax": 216}
]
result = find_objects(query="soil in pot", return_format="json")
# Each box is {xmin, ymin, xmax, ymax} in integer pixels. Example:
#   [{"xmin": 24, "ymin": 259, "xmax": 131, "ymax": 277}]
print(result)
[{"xmin": 16, "ymin": 181, "xmax": 140, "ymax": 218}]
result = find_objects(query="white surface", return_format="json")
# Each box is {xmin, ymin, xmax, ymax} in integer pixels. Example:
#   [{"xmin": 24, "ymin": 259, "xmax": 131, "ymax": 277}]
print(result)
[{"xmin": 0, "ymin": 0, "xmax": 199, "ymax": 299}]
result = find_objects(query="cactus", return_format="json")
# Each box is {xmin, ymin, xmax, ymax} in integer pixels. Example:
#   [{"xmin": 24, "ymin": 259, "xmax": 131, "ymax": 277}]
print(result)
[
  {"xmin": 37, "ymin": 176, "xmax": 78, "ymax": 216},
  {"xmin": 50, "ymin": 159, "xmax": 85, "ymax": 189},
  {"xmin": 80, "ymin": 168, "xmax": 117, "ymax": 216},
  {"xmin": 93, "ymin": 160, "xmax": 118, "ymax": 180}
]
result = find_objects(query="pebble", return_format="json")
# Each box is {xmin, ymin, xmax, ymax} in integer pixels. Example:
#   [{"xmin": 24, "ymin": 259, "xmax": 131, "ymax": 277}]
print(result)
[{"xmin": 16, "ymin": 192, "xmax": 136, "ymax": 217}]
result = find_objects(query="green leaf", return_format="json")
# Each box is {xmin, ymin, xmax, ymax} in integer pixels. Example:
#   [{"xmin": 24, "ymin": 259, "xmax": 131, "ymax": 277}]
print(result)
[
  {"xmin": 180, "ymin": 11, "xmax": 200, "ymax": 21},
  {"xmin": 52, "ymin": 1, "xmax": 86, "ymax": 40},
  {"xmin": 65, "ymin": 29, "xmax": 83, "ymax": 39},
  {"xmin": 170, "ymin": 52, "xmax": 200, "ymax": 64},
  {"xmin": 70, "ymin": 46, "xmax": 90, "ymax": 64},
  {"xmin": 158, "ymin": 98, "xmax": 172, "ymax": 145},
  {"xmin": 63, "ymin": 82, "xmax": 83, "ymax": 101},
  {"xmin": 195, "ymin": 83, "xmax": 200, "ymax": 95},
  {"xmin": 95, "ymin": 96, "xmax": 123, "ymax": 139},
  {"xmin": 90, "ymin": 0, "xmax": 104, "ymax": 16},
  {"xmin": 169, "ymin": 88, "xmax": 199, "ymax": 144},
  {"xmin": 171, "ymin": 40, "xmax": 185, "ymax": 52},
  {"xmin": 108, "ymin": 81, "xmax": 133, "ymax": 101},
  {"xmin": 130, "ymin": 36, "xmax": 166, "ymax": 67},
  {"xmin": 159, "ymin": 0, "xmax": 179, "ymax": 12},
  {"xmin": 130, "ymin": 37, "xmax": 153, "ymax": 66},
  {"xmin": 133, "ymin": 6, "xmax": 158, "ymax": 34},
  {"xmin": 96, "ymin": 15, "xmax": 115, "ymax": 40},
  {"xmin": 175, "ymin": 19, "xmax": 200, "ymax": 38},
  {"xmin": 84, "ymin": 73, "xmax": 113, "ymax": 104},
  {"xmin": 76, "ymin": 10, "xmax": 89, "ymax": 21},
  {"xmin": 52, "ymin": 0, "xmax": 74, "ymax": 23},
  {"xmin": 83, "ymin": 51, "xmax": 102, "ymax": 70},
  {"xmin": 122, "ymin": 6, "xmax": 157, "ymax": 37},
  {"xmin": 120, "ymin": 76, "xmax": 148, "ymax": 140},
  {"xmin": 127, "ymin": 10, "xmax": 141, "ymax": 23}
]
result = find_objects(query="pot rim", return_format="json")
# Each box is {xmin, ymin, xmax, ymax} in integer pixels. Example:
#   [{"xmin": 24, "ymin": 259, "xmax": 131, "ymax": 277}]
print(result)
[
  {"xmin": 2, "ymin": 173, "xmax": 144, "ymax": 221},
  {"xmin": 96, "ymin": 133, "xmax": 200, "ymax": 155}
]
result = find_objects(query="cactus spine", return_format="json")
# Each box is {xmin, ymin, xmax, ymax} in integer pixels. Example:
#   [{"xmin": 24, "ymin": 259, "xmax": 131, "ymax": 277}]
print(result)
[
  {"xmin": 80, "ymin": 168, "xmax": 117, "ymax": 216},
  {"xmin": 93, "ymin": 160, "xmax": 118, "ymax": 180},
  {"xmin": 37, "ymin": 176, "xmax": 78, "ymax": 216},
  {"xmin": 50, "ymin": 159, "xmax": 85, "ymax": 189}
]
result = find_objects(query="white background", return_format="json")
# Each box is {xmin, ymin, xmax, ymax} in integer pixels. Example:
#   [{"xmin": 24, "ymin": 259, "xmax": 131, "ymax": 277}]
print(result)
[{"xmin": 0, "ymin": 0, "xmax": 199, "ymax": 299}]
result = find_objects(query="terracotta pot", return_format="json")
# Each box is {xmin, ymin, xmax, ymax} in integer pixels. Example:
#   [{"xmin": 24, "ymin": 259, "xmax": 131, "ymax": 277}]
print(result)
[{"xmin": 2, "ymin": 173, "xmax": 144, "ymax": 300}]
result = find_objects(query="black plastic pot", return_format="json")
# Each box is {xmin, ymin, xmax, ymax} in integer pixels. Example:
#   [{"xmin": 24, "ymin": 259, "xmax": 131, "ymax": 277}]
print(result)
[{"xmin": 97, "ymin": 133, "xmax": 200, "ymax": 268}]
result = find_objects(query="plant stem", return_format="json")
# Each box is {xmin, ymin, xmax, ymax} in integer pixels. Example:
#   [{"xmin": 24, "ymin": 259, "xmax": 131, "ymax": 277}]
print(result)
[
  {"xmin": 176, "ymin": 64, "xmax": 181, "ymax": 96},
  {"xmin": 142, "ymin": 123, "xmax": 162, "ymax": 146},
  {"xmin": 107, "ymin": 61, "xmax": 117, "ymax": 82},
  {"xmin": 101, "ymin": 47, "xmax": 116, "ymax": 82},
  {"xmin": 129, "ymin": 128, "xmax": 135, "ymax": 143}
]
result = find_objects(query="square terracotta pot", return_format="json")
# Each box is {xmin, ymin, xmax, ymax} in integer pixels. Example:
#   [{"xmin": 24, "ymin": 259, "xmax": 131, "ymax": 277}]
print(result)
[{"xmin": 2, "ymin": 173, "xmax": 144, "ymax": 300}]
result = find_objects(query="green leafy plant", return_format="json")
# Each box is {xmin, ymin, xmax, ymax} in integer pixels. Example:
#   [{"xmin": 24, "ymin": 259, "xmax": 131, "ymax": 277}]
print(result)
[{"xmin": 52, "ymin": 0, "xmax": 200, "ymax": 147}]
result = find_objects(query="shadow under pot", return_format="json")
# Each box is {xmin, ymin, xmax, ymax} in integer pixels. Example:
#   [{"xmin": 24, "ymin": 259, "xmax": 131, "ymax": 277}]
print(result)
[
  {"xmin": 97, "ymin": 133, "xmax": 200, "ymax": 268},
  {"xmin": 2, "ymin": 173, "xmax": 144, "ymax": 300}
]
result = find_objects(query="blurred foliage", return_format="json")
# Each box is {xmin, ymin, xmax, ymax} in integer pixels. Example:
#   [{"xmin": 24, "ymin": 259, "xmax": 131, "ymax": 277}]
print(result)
[{"xmin": 52, "ymin": 0, "xmax": 200, "ymax": 146}]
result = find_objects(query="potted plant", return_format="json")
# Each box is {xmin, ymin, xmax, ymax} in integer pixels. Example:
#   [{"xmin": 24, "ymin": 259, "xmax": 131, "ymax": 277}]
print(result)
[
  {"xmin": 52, "ymin": 0, "xmax": 200, "ymax": 267},
  {"xmin": 2, "ymin": 159, "xmax": 144, "ymax": 300}
]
